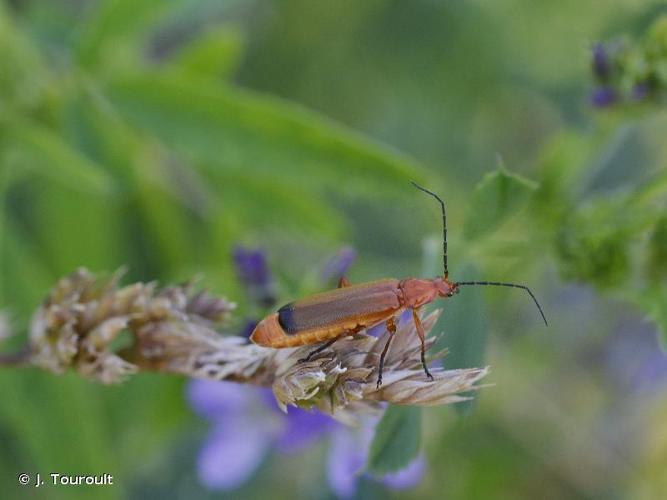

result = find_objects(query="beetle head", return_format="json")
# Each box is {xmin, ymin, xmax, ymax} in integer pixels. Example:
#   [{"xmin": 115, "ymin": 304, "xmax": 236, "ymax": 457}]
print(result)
[{"xmin": 434, "ymin": 277, "xmax": 460, "ymax": 298}]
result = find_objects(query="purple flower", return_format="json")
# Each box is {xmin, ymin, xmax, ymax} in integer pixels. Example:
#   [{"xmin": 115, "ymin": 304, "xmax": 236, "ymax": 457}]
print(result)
[
  {"xmin": 188, "ymin": 380, "xmax": 333, "ymax": 489},
  {"xmin": 232, "ymin": 246, "xmax": 271, "ymax": 287},
  {"xmin": 326, "ymin": 418, "xmax": 426, "ymax": 498},
  {"xmin": 320, "ymin": 246, "xmax": 357, "ymax": 284},
  {"xmin": 187, "ymin": 380, "xmax": 426, "ymax": 495},
  {"xmin": 188, "ymin": 381, "xmax": 277, "ymax": 490},
  {"xmin": 383, "ymin": 455, "xmax": 426, "ymax": 489},
  {"xmin": 590, "ymin": 87, "xmax": 618, "ymax": 108},
  {"xmin": 327, "ymin": 427, "xmax": 366, "ymax": 498},
  {"xmin": 232, "ymin": 246, "xmax": 276, "ymax": 307},
  {"xmin": 606, "ymin": 314, "xmax": 667, "ymax": 396},
  {"xmin": 631, "ymin": 81, "xmax": 651, "ymax": 101},
  {"xmin": 592, "ymin": 43, "xmax": 611, "ymax": 80}
]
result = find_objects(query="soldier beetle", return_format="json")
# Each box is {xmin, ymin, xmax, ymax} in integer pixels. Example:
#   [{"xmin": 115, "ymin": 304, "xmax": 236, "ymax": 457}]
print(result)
[{"xmin": 250, "ymin": 182, "xmax": 547, "ymax": 388}]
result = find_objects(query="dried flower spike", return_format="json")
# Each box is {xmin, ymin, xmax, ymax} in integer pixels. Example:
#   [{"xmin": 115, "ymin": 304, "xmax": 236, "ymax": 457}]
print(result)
[
  {"xmin": 1, "ymin": 268, "xmax": 489, "ymax": 419},
  {"xmin": 271, "ymin": 310, "xmax": 489, "ymax": 419},
  {"xmin": 27, "ymin": 268, "xmax": 237, "ymax": 383}
]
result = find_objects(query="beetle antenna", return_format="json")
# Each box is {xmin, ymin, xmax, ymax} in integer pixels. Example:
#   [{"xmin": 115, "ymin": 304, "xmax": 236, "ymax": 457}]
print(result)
[
  {"xmin": 456, "ymin": 281, "xmax": 548, "ymax": 326},
  {"xmin": 410, "ymin": 181, "xmax": 448, "ymax": 278}
]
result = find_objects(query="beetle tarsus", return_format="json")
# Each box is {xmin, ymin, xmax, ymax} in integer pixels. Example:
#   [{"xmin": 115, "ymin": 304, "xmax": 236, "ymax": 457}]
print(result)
[
  {"xmin": 298, "ymin": 337, "xmax": 338, "ymax": 363},
  {"xmin": 376, "ymin": 317, "xmax": 397, "ymax": 389},
  {"xmin": 423, "ymin": 361, "xmax": 434, "ymax": 381}
]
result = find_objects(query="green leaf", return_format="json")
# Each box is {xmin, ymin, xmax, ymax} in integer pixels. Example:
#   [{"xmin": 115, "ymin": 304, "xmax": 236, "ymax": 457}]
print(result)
[
  {"xmin": 366, "ymin": 405, "xmax": 421, "ymax": 475},
  {"xmin": 0, "ymin": 207, "xmax": 55, "ymax": 314},
  {"xmin": 434, "ymin": 263, "xmax": 487, "ymax": 414},
  {"xmin": 531, "ymin": 131, "xmax": 594, "ymax": 225},
  {"xmin": 74, "ymin": 0, "xmax": 177, "ymax": 70},
  {"xmin": 654, "ymin": 293, "xmax": 667, "ymax": 350},
  {"xmin": 640, "ymin": 285, "xmax": 667, "ymax": 351},
  {"xmin": 169, "ymin": 26, "xmax": 243, "ymax": 79},
  {"xmin": 647, "ymin": 214, "xmax": 667, "ymax": 283},
  {"xmin": 463, "ymin": 164, "xmax": 537, "ymax": 240},
  {"xmin": 31, "ymin": 180, "xmax": 122, "ymax": 273},
  {"xmin": 213, "ymin": 167, "xmax": 346, "ymax": 233},
  {"xmin": 0, "ymin": 373, "xmax": 117, "ymax": 500},
  {"xmin": 0, "ymin": 7, "xmax": 53, "ymax": 112},
  {"xmin": 1, "ymin": 118, "xmax": 115, "ymax": 195},
  {"xmin": 66, "ymin": 93, "xmax": 345, "ymax": 280},
  {"xmin": 0, "ymin": 115, "xmax": 121, "ymax": 274},
  {"xmin": 555, "ymin": 197, "xmax": 643, "ymax": 290},
  {"xmin": 104, "ymin": 72, "xmax": 428, "ymax": 197},
  {"xmin": 642, "ymin": 215, "xmax": 667, "ymax": 348},
  {"xmin": 435, "ymin": 264, "xmax": 488, "ymax": 370}
]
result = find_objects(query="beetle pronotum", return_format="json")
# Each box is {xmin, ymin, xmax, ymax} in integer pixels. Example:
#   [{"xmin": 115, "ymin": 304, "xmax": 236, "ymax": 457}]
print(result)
[{"xmin": 250, "ymin": 182, "xmax": 547, "ymax": 387}]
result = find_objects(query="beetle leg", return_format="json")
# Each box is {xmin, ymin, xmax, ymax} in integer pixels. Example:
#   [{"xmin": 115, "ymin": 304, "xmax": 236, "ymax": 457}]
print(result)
[
  {"xmin": 376, "ymin": 316, "xmax": 397, "ymax": 389},
  {"xmin": 337, "ymin": 276, "xmax": 351, "ymax": 288},
  {"xmin": 412, "ymin": 308, "xmax": 434, "ymax": 381},
  {"xmin": 298, "ymin": 337, "xmax": 339, "ymax": 363}
]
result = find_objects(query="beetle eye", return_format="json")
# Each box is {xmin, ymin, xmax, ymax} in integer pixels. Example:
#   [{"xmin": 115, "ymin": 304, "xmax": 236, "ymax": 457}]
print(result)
[{"xmin": 447, "ymin": 292, "xmax": 453, "ymax": 297}]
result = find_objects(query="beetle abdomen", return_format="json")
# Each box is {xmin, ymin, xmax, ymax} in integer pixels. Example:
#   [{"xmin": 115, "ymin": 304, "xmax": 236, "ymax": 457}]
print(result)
[{"xmin": 250, "ymin": 313, "xmax": 309, "ymax": 347}]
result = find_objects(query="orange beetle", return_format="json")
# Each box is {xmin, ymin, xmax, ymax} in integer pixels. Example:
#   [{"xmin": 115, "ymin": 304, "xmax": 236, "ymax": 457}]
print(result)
[{"xmin": 251, "ymin": 182, "xmax": 546, "ymax": 387}]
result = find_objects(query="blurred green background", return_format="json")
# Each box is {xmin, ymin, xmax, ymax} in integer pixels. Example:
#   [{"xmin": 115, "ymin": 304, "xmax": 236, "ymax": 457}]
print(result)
[{"xmin": 1, "ymin": 0, "xmax": 667, "ymax": 498}]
